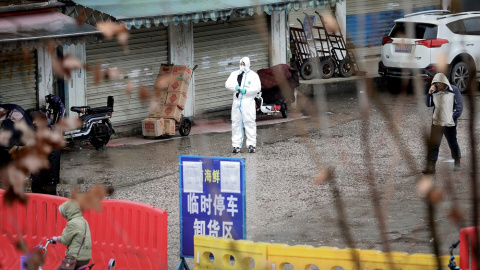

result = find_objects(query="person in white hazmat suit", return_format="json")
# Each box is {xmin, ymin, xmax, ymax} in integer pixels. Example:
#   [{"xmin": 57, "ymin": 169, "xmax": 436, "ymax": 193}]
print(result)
[{"xmin": 225, "ymin": 57, "xmax": 261, "ymax": 153}]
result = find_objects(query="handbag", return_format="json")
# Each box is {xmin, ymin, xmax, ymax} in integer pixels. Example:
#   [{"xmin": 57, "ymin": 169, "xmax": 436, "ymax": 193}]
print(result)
[
  {"xmin": 60, "ymin": 221, "xmax": 87, "ymax": 270},
  {"xmin": 60, "ymin": 256, "xmax": 77, "ymax": 270}
]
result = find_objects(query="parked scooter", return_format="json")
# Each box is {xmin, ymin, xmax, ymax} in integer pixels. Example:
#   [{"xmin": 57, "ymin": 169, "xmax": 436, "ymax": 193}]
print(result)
[
  {"xmin": 255, "ymin": 64, "xmax": 299, "ymax": 119},
  {"xmin": 255, "ymin": 92, "xmax": 288, "ymax": 118},
  {"xmin": 0, "ymin": 103, "xmax": 60, "ymax": 195},
  {"xmin": 45, "ymin": 94, "xmax": 115, "ymax": 150}
]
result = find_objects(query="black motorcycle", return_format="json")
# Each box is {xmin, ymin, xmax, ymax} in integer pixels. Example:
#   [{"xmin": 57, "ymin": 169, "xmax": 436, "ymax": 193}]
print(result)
[
  {"xmin": 45, "ymin": 94, "xmax": 115, "ymax": 150},
  {"xmin": 0, "ymin": 103, "xmax": 60, "ymax": 195}
]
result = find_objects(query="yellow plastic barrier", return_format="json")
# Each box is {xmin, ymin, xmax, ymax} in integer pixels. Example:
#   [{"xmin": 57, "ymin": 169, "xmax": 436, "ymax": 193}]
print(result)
[
  {"xmin": 194, "ymin": 235, "xmax": 458, "ymax": 270},
  {"xmin": 359, "ymin": 250, "xmax": 454, "ymax": 270},
  {"xmin": 267, "ymin": 244, "xmax": 359, "ymax": 270},
  {"xmin": 194, "ymin": 235, "xmax": 269, "ymax": 269}
]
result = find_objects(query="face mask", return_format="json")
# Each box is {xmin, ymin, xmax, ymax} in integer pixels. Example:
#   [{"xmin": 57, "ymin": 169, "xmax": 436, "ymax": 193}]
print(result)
[{"xmin": 240, "ymin": 66, "xmax": 247, "ymax": 72}]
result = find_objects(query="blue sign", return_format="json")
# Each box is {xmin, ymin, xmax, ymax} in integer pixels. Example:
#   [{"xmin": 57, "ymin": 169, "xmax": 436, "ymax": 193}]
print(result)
[{"xmin": 179, "ymin": 155, "xmax": 246, "ymax": 258}]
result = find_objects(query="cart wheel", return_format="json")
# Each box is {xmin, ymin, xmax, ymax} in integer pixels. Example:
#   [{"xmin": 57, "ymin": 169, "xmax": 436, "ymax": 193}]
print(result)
[
  {"xmin": 280, "ymin": 103, "xmax": 288, "ymax": 118},
  {"xmin": 320, "ymin": 59, "xmax": 335, "ymax": 79},
  {"xmin": 300, "ymin": 60, "xmax": 318, "ymax": 80},
  {"xmin": 179, "ymin": 118, "xmax": 192, "ymax": 136},
  {"xmin": 339, "ymin": 58, "xmax": 354, "ymax": 77}
]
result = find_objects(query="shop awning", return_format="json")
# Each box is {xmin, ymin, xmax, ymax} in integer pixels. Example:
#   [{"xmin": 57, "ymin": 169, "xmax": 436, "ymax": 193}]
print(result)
[
  {"xmin": 0, "ymin": 11, "xmax": 100, "ymax": 50},
  {"xmin": 70, "ymin": 0, "xmax": 342, "ymax": 29}
]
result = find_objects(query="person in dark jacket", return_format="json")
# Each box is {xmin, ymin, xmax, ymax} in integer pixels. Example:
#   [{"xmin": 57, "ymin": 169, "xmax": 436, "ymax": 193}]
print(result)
[
  {"xmin": 423, "ymin": 72, "xmax": 463, "ymax": 174},
  {"xmin": 50, "ymin": 200, "xmax": 92, "ymax": 269}
]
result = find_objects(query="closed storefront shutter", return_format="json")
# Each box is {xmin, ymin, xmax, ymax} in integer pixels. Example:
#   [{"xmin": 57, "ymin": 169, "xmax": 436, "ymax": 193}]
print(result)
[
  {"xmin": 288, "ymin": 5, "xmax": 331, "ymax": 29},
  {"xmin": 346, "ymin": 0, "xmax": 441, "ymax": 58},
  {"xmin": 193, "ymin": 14, "xmax": 270, "ymax": 114},
  {"xmin": 0, "ymin": 49, "xmax": 37, "ymax": 109},
  {"xmin": 86, "ymin": 26, "xmax": 168, "ymax": 125}
]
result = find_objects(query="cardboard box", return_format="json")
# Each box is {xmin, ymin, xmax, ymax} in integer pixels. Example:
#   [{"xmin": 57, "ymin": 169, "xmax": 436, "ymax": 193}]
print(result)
[
  {"xmin": 148, "ymin": 108, "xmax": 162, "ymax": 118},
  {"xmin": 154, "ymin": 75, "xmax": 172, "ymax": 91},
  {"xmin": 155, "ymin": 90, "xmax": 168, "ymax": 105},
  {"xmin": 160, "ymin": 105, "xmax": 182, "ymax": 122},
  {"xmin": 164, "ymin": 119, "xmax": 176, "ymax": 135},
  {"xmin": 165, "ymin": 92, "xmax": 187, "ymax": 109},
  {"xmin": 159, "ymin": 64, "xmax": 174, "ymax": 75},
  {"xmin": 142, "ymin": 118, "xmax": 165, "ymax": 137},
  {"xmin": 172, "ymin": 65, "xmax": 192, "ymax": 83},
  {"xmin": 167, "ymin": 79, "xmax": 189, "ymax": 96}
]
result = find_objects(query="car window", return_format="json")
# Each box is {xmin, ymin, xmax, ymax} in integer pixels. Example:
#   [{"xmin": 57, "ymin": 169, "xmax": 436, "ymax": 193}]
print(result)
[
  {"xmin": 447, "ymin": 20, "xmax": 467, "ymax": 34},
  {"xmin": 389, "ymin": 22, "xmax": 438, "ymax": 39},
  {"xmin": 463, "ymin": 18, "xmax": 480, "ymax": 35}
]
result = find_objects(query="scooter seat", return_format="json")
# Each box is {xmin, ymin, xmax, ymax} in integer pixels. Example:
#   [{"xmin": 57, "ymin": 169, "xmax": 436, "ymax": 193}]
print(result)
[
  {"xmin": 71, "ymin": 106, "xmax": 90, "ymax": 113},
  {"xmin": 88, "ymin": 106, "xmax": 113, "ymax": 114}
]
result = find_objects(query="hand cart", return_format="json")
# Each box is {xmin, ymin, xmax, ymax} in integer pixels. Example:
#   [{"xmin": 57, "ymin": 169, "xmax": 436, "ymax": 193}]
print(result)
[
  {"xmin": 176, "ymin": 65, "xmax": 198, "ymax": 136},
  {"xmin": 289, "ymin": 15, "xmax": 335, "ymax": 80},
  {"xmin": 289, "ymin": 23, "xmax": 313, "ymax": 73},
  {"xmin": 143, "ymin": 65, "xmax": 197, "ymax": 138},
  {"xmin": 298, "ymin": 13, "xmax": 336, "ymax": 80},
  {"xmin": 317, "ymin": 11, "xmax": 359, "ymax": 77}
]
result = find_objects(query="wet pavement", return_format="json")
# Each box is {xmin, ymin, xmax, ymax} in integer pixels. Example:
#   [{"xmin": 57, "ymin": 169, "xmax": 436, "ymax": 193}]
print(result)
[{"xmin": 58, "ymin": 87, "xmax": 480, "ymax": 268}]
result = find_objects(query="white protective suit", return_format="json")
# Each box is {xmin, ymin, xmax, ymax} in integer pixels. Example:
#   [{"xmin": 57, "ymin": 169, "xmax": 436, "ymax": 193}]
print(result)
[{"xmin": 225, "ymin": 57, "xmax": 261, "ymax": 148}]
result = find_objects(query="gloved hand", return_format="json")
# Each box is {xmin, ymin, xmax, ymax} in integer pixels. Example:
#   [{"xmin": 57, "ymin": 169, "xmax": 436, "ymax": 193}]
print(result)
[
  {"xmin": 240, "ymin": 88, "xmax": 246, "ymax": 94},
  {"xmin": 49, "ymin": 237, "xmax": 58, "ymax": 244},
  {"xmin": 235, "ymin": 85, "xmax": 241, "ymax": 91}
]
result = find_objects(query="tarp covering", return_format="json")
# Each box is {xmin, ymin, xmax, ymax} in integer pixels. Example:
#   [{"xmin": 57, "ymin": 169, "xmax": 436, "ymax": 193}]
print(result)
[
  {"xmin": 71, "ymin": 0, "xmax": 342, "ymax": 29},
  {"xmin": 0, "ymin": 11, "xmax": 100, "ymax": 50}
]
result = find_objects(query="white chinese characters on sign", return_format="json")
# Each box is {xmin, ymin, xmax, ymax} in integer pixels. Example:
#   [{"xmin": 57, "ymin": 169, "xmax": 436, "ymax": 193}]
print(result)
[
  {"xmin": 227, "ymin": 195, "xmax": 238, "ymax": 217},
  {"xmin": 190, "ymin": 193, "xmax": 240, "ymax": 238},
  {"xmin": 201, "ymin": 194, "xmax": 212, "ymax": 215},
  {"xmin": 214, "ymin": 194, "xmax": 225, "ymax": 216},
  {"xmin": 207, "ymin": 220, "xmax": 220, "ymax": 237},
  {"xmin": 187, "ymin": 193, "xmax": 199, "ymax": 214}
]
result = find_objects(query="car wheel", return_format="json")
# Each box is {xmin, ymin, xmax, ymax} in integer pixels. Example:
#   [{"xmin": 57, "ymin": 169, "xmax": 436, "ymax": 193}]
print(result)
[
  {"xmin": 300, "ymin": 60, "xmax": 318, "ymax": 80},
  {"xmin": 450, "ymin": 61, "xmax": 471, "ymax": 93}
]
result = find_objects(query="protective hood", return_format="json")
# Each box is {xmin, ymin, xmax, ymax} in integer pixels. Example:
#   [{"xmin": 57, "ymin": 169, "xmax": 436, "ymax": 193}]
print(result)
[
  {"xmin": 240, "ymin": 57, "xmax": 250, "ymax": 72},
  {"xmin": 59, "ymin": 200, "xmax": 82, "ymax": 221},
  {"xmin": 431, "ymin": 73, "xmax": 452, "ymax": 91}
]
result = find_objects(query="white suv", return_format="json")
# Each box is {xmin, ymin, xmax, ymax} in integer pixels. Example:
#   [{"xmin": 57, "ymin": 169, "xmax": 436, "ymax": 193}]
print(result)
[{"xmin": 378, "ymin": 10, "xmax": 480, "ymax": 92}]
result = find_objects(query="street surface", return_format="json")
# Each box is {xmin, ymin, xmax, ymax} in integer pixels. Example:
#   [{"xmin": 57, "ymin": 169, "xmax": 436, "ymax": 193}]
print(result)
[{"xmin": 59, "ymin": 86, "xmax": 480, "ymax": 268}]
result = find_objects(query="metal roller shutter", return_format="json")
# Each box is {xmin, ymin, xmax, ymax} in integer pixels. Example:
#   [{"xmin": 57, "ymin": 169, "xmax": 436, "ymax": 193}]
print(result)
[
  {"xmin": 193, "ymin": 14, "xmax": 270, "ymax": 114},
  {"xmin": 288, "ymin": 5, "xmax": 331, "ymax": 28},
  {"xmin": 86, "ymin": 26, "xmax": 168, "ymax": 125},
  {"xmin": 0, "ymin": 49, "xmax": 37, "ymax": 109},
  {"xmin": 346, "ymin": 0, "xmax": 441, "ymax": 58}
]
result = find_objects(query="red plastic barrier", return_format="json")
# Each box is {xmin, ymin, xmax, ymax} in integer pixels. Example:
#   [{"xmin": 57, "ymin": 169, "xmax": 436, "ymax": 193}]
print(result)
[
  {"xmin": 0, "ymin": 190, "xmax": 168, "ymax": 269},
  {"xmin": 460, "ymin": 226, "xmax": 480, "ymax": 270}
]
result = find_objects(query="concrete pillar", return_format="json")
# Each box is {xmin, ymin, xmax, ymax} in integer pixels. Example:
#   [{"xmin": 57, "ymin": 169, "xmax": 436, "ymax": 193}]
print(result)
[
  {"xmin": 168, "ymin": 22, "xmax": 194, "ymax": 117},
  {"xmin": 442, "ymin": 0, "xmax": 451, "ymax": 10},
  {"xmin": 335, "ymin": 0, "xmax": 346, "ymax": 40},
  {"xmin": 37, "ymin": 47, "xmax": 53, "ymax": 108},
  {"xmin": 62, "ymin": 43, "xmax": 87, "ymax": 115},
  {"xmin": 270, "ymin": 10, "xmax": 287, "ymax": 66}
]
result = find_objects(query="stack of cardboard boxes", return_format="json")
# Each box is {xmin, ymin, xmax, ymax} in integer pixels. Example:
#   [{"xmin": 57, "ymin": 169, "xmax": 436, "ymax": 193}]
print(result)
[{"xmin": 142, "ymin": 64, "xmax": 192, "ymax": 137}]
